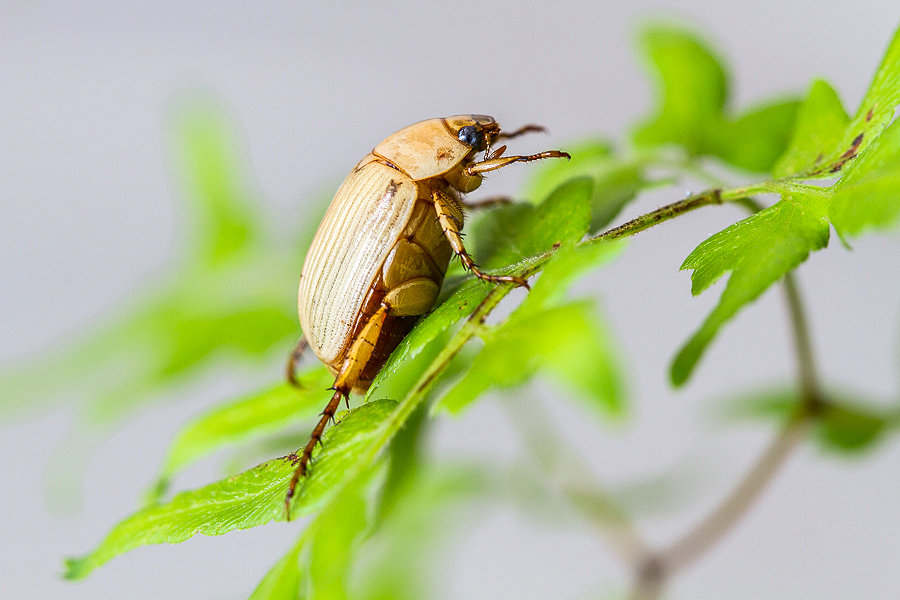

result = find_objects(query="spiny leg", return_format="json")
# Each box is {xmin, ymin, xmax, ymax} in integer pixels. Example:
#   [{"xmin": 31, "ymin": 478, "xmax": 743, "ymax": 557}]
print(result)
[
  {"xmin": 284, "ymin": 303, "xmax": 389, "ymax": 519},
  {"xmin": 432, "ymin": 189, "xmax": 529, "ymax": 289},
  {"xmin": 285, "ymin": 337, "xmax": 308, "ymax": 388},
  {"xmin": 460, "ymin": 195, "xmax": 512, "ymax": 210},
  {"xmin": 467, "ymin": 150, "xmax": 570, "ymax": 176}
]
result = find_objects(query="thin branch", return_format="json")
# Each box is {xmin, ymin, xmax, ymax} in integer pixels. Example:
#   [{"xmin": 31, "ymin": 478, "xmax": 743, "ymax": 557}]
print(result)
[
  {"xmin": 781, "ymin": 273, "xmax": 820, "ymax": 406},
  {"xmin": 657, "ymin": 413, "xmax": 811, "ymax": 574},
  {"xmin": 503, "ymin": 397, "xmax": 650, "ymax": 566},
  {"xmin": 622, "ymin": 165, "xmax": 825, "ymax": 598},
  {"xmin": 591, "ymin": 182, "xmax": 774, "ymax": 242}
]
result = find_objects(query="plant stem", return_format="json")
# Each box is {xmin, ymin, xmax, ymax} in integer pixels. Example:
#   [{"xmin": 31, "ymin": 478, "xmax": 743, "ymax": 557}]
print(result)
[
  {"xmin": 622, "ymin": 178, "xmax": 824, "ymax": 597},
  {"xmin": 656, "ymin": 413, "xmax": 811, "ymax": 574},
  {"xmin": 591, "ymin": 182, "xmax": 773, "ymax": 241},
  {"xmin": 503, "ymin": 397, "xmax": 650, "ymax": 566}
]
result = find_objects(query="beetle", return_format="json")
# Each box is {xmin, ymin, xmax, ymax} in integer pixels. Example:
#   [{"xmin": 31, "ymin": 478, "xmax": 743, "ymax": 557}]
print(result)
[{"xmin": 284, "ymin": 115, "xmax": 569, "ymax": 513}]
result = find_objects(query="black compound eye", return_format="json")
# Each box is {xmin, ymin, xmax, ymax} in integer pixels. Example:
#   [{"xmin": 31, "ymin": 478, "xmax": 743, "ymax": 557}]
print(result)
[{"xmin": 457, "ymin": 125, "xmax": 485, "ymax": 150}]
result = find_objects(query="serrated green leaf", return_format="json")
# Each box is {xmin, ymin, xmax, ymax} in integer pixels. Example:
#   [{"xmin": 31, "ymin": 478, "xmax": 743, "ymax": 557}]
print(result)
[
  {"xmin": 672, "ymin": 192, "xmax": 830, "ymax": 386},
  {"xmin": 830, "ymin": 118, "xmax": 900, "ymax": 236},
  {"xmin": 64, "ymin": 400, "xmax": 395, "ymax": 580},
  {"xmin": 773, "ymin": 80, "xmax": 850, "ymax": 178},
  {"xmin": 774, "ymin": 26, "xmax": 900, "ymax": 178},
  {"xmin": 522, "ymin": 139, "xmax": 650, "ymax": 232},
  {"xmin": 469, "ymin": 177, "xmax": 593, "ymax": 269},
  {"xmin": 633, "ymin": 25, "xmax": 728, "ymax": 155},
  {"xmin": 437, "ymin": 301, "xmax": 623, "ymax": 417},
  {"xmin": 150, "ymin": 369, "xmax": 334, "ymax": 500}
]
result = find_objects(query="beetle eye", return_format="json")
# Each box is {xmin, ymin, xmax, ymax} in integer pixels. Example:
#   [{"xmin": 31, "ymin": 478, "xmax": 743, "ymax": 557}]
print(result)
[{"xmin": 457, "ymin": 125, "xmax": 485, "ymax": 150}]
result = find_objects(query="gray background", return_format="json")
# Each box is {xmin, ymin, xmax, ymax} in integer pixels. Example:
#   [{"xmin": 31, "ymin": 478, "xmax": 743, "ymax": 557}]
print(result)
[{"xmin": 3, "ymin": 1, "xmax": 900, "ymax": 598}]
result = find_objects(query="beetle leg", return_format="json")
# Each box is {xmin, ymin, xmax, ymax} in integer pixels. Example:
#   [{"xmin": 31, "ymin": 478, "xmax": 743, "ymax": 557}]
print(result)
[
  {"xmin": 285, "ymin": 337, "xmax": 309, "ymax": 388},
  {"xmin": 466, "ymin": 150, "xmax": 570, "ymax": 176},
  {"xmin": 432, "ymin": 189, "xmax": 530, "ymax": 289},
  {"xmin": 460, "ymin": 195, "xmax": 513, "ymax": 210},
  {"xmin": 284, "ymin": 303, "xmax": 390, "ymax": 519}
]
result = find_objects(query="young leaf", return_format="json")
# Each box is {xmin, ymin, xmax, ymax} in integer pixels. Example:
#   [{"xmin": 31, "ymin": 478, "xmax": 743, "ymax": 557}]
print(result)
[
  {"xmin": 773, "ymin": 80, "xmax": 850, "ymax": 178},
  {"xmin": 437, "ymin": 301, "xmax": 624, "ymax": 417},
  {"xmin": 2, "ymin": 109, "xmax": 300, "ymax": 423},
  {"xmin": 305, "ymin": 478, "xmax": 371, "ymax": 600},
  {"xmin": 633, "ymin": 25, "xmax": 728, "ymax": 155},
  {"xmin": 633, "ymin": 24, "xmax": 801, "ymax": 173},
  {"xmin": 522, "ymin": 139, "xmax": 650, "ymax": 232},
  {"xmin": 247, "ymin": 533, "xmax": 307, "ymax": 600},
  {"xmin": 720, "ymin": 390, "xmax": 898, "ymax": 454},
  {"xmin": 174, "ymin": 106, "xmax": 261, "ymax": 266},
  {"xmin": 774, "ymin": 26, "xmax": 900, "ymax": 177},
  {"xmin": 469, "ymin": 177, "xmax": 593, "ymax": 269},
  {"xmin": 672, "ymin": 192, "xmax": 830, "ymax": 386},
  {"xmin": 709, "ymin": 99, "xmax": 801, "ymax": 173},
  {"xmin": 150, "ymin": 368, "xmax": 334, "ymax": 501},
  {"xmin": 829, "ymin": 117, "xmax": 900, "ymax": 236},
  {"xmin": 64, "ymin": 400, "xmax": 395, "ymax": 580}
]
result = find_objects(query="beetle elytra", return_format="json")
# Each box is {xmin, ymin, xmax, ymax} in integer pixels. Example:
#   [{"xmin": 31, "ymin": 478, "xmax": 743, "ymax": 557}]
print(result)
[{"xmin": 285, "ymin": 115, "xmax": 569, "ymax": 515}]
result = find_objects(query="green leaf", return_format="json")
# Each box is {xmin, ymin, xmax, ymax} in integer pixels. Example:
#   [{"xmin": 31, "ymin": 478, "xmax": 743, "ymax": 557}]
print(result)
[
  {"xmin": 248, "ymin": 533, "xmax": 307, "ymax": 600},
  {"xmin": 672, "ymin": 192, "xmax": 830, "ymax": 386},
  {"xmin": 773, "ymin": 80, "xmax": 850, "ymax": 178},
  {"xmin": 633, "ymin": 25, "xmax": 728, "ymax": 155},
  {"xmin": 774, "ymin": 27, "xmax": 900, "ymax": 177},
  {"xmin": 174, "ymin": 105, "xmax": 261, "ymax": 265},
  {"xmin": 522, "ymin": 139, "xmax": 650, "ymax": 232},
  {"xmin": 469, "ymin": 177, "xmax": 593, "ymax": 269},
  {"xmin": 366, "ymin": 280, "xmax": 491, "ymax": 400},
  {"xmin": 518, "ymin": 240, "xmax": 626, "ymax": 317},
  {"xmin": 437, "ymin": 301, "xmax": 624, "ymax": 417},
  {"xmin": 710, "ymin": 99, "xmax": 801, "ymax": 173},
  {"xmin": 817, "ymin": 403, "xmax": 892, "ymax": 452},
  {"xmin": 64, "ymin": 400, "xmax": 395, "ymax": 580},
  {"xmin": 829, "ymin": 118, "xmax": 900, "ymax": 236},
  {"xmin": 633, "ymin": 24, "xmax": 801, "ymax": 173},
  {"xmin": 150, "ymin": 369, "xmax": 334, "ymax": 501},
  {"xmin": 305, "ymin": 479, "xmax": 370, "ymax": 600},
  {"xmin": 720, "ymin": 390, "xmax": 898, "ymax": 454},
  {"xmin": 2, "ymin": 107, "xmax": 301, "ymax": 423}
]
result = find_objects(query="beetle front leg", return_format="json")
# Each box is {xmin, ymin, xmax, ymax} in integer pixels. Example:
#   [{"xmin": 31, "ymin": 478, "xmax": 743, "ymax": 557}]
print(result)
[
  {"xmin": 466, "ymin": 150, "xmax": 570, "ymax": 175},
  {"xmin": 284, "ymin": 303, "xmax": 389, "ymax": 519},
  {"xmin": 432, "ymin": 189, "xmax": 530, "ymax": 289}
]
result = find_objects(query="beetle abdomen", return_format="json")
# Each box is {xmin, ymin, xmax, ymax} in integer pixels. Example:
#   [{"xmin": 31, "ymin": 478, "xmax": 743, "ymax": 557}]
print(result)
[{"xmin": 298, "ymin": 160, "xmax": 417, "ymax": 366}]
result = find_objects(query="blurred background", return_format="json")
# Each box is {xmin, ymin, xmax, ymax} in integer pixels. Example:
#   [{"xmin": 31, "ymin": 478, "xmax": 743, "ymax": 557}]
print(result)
[{"xmin": 2, "ymin": 1, "xmax": 899, "ymax": 598}]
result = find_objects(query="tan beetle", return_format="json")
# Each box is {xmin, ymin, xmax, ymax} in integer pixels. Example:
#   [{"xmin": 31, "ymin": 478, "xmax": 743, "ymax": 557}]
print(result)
[{"xmin": 285, "ymin": 115, "xmax": 569, "ymax": 512}]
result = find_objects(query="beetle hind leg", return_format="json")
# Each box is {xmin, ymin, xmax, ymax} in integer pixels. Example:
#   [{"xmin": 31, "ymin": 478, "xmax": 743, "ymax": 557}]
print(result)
[{"xmin": 284, "ymin": 303, "xmax": 390, "ymax": 519}]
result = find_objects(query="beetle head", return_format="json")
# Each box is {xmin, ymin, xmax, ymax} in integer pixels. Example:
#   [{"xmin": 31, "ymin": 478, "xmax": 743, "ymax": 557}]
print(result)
[{"xmin": 444, "ymin": 115, "xmax": 500, "ymax": 155}]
